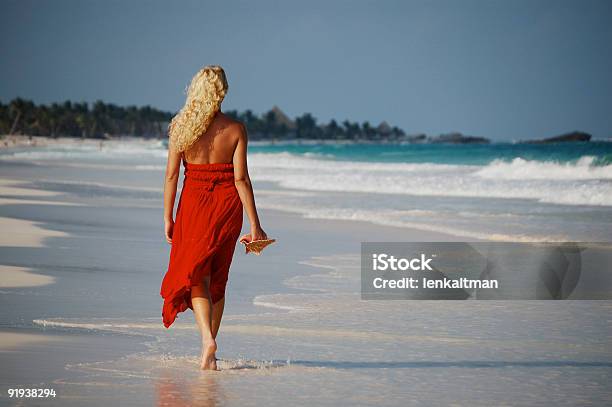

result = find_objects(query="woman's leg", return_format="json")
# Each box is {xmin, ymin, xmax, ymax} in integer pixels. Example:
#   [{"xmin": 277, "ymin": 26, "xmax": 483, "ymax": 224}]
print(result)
[
  {"xmin": 209, "ymin": 237, "xmax": 235, "ymax": 340},
  {"xmin": 191, "ymin": 279, "xmax": 217, "ymax": 370},
  {"xmin": 211, "ymin": 296, "xmax": 225, "ymax": 339}
]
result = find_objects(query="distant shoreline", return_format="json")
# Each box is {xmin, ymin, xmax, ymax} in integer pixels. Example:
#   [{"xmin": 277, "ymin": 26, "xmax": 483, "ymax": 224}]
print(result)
[
  {"xmin": 2, "ymin": 98, "xmax": 607, "ymax": 145},
  {"xmin": 1, "ymin": 133, "xmax": 606, "ymax": 151}
]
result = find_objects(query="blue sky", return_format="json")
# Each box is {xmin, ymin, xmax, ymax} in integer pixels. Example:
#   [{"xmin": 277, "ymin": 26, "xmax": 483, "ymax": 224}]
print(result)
[{"xmin": 1, "ymin": 0, "xmax": 610, "ymax": 140}]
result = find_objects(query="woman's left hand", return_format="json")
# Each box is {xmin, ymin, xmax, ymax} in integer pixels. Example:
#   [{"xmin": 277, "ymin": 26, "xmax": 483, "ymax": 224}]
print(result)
[
  {"xmin": 164, "ymin": 219, "xmax": 174, "ymax": 244},
  {"xmin": 240, "ymin": 225, "xmax": 267, "ymax": 244}
]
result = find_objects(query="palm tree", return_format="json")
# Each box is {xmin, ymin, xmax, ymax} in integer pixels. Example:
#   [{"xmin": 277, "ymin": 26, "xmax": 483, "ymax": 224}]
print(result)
[
  {"xmin": 296, "ymin": 113, "xmax": 317, "ymax": 139},
  {"xmin": 8, "ymin": 98, "xmax": 33, "ymax": 135},
  {"xmin": 324, "ymin": 119, "xmax": 342, "ymax": 140}
]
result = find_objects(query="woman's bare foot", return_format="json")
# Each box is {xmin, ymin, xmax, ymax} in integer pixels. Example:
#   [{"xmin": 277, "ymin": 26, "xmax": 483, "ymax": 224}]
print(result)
[{"xmin": 200, "ymin": 338, "xmax": 218, "ymax": 370}]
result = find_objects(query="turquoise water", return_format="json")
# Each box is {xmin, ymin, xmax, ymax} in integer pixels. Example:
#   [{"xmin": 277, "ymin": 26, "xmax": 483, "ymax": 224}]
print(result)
[
  {"xmin": 1, "ymin": 139, "xmax": 611, "ymax": 241},
  {"xmin": 250, "ymin": 141, "xmax": 612, "ymax": 165},
  {"xmin": 245, "ymin": 140, "xmax": 612, "ymax": 241}
]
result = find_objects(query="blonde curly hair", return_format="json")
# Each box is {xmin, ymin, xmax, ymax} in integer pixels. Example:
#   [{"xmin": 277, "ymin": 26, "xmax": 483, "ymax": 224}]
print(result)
[{"xmin": 168, "ymin": 65, "xmax": 228, "ymax": 152}]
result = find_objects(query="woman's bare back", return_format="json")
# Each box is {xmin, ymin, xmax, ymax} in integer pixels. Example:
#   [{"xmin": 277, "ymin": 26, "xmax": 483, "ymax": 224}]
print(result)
[{"xmin": 182, "ymin": 112, "xmax": 241, "ymax": 164}]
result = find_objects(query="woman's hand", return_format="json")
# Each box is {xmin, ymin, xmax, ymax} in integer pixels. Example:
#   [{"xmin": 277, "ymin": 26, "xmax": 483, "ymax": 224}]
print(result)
[
  {"xmin": 240, "ymin": 225, "xmax": 268, "ymax": 243},
  {"xmin": 251, "ymin": 225, "xmax": 268, "ymax": 241},
  {"xmin": 164, "ymin": 218, "xmax": 174, "ymax": 244}
]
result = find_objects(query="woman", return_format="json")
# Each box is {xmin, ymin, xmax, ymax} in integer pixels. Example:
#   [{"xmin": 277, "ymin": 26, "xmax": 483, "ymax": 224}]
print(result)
[{"xmin": 160, "ymin": 65, "xmax": 267, "ymax": 370}]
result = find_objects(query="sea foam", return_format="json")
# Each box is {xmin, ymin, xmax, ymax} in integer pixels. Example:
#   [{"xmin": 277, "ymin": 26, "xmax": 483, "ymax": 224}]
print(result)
[{"xmin": 248, "ymin": 152, "xmax": 612, "ymax": 206}]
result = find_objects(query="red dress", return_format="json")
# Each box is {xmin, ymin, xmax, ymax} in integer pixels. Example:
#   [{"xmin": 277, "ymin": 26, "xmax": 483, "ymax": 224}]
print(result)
[{"xmin": 160, "ymin": 159, "xmax": 243, "ymax": 328}]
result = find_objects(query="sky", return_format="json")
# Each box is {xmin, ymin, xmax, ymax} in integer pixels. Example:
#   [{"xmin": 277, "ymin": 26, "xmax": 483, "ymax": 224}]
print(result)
[{"xmin": 0, "ymin": 0, "xmax": 611, "ymax": 141}]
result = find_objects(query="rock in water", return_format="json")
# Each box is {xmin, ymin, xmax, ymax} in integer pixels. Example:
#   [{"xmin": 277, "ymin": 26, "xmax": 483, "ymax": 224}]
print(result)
[{"xmin": 526, "ymin": 131, "xmax": 592, "ymax": 143}]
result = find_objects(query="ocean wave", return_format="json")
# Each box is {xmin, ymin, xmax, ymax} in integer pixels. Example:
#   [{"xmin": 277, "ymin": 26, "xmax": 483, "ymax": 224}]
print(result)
[
  {"xmin": 475, "ymin": 156, "xmax": 612, "ymax": 180},
  {"xmin": 249, "ymin": 151, "xmax": 465, "ymax": 172},
  {"xmin": 0, "ymin": 140, "xmax": 167, "ymax": 161},
  {"xmin": 32, "ymin": 318, "xmax": 196, "ymax": 332},
  {"xmin": 249, "ymin": 152, "xmax": 612, "ymax": 206}
]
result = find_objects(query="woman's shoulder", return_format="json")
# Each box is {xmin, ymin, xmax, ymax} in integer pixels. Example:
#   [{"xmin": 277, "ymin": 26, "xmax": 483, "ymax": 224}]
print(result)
[{"xmin": 218, "ymin": 113, "xmax": 247, "ymax": 138}]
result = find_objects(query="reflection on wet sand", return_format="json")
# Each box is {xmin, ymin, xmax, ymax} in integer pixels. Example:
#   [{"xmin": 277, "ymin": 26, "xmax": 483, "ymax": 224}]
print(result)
[{"xmin": 156, "ymin": 367, "xmax": 224, "ymax": 407}]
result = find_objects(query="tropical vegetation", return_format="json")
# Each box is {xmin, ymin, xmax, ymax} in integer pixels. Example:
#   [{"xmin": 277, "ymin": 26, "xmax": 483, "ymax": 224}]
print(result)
[{"xmin": 0, "ymin": 98, "xmax": 411, "ymax": 141}]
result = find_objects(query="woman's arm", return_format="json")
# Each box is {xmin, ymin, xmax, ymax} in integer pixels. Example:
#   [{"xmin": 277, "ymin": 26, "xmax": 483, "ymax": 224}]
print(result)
[
  {"xmin": 163, "ymin": 146, "xmax": 182, "ymax": 244},
  {"xmin": 233, "ymin": 123, "xmax": 267, "ymax": 241}
]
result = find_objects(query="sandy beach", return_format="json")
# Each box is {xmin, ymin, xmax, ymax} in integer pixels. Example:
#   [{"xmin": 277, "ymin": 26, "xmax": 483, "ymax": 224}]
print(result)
[
  {"xmin": 0, "ymin": 140, "xmax": 611, "ymax": 406},
  {"xmin": 0, "ymin": 177, "xmax": 70, "ymax": 290}
]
